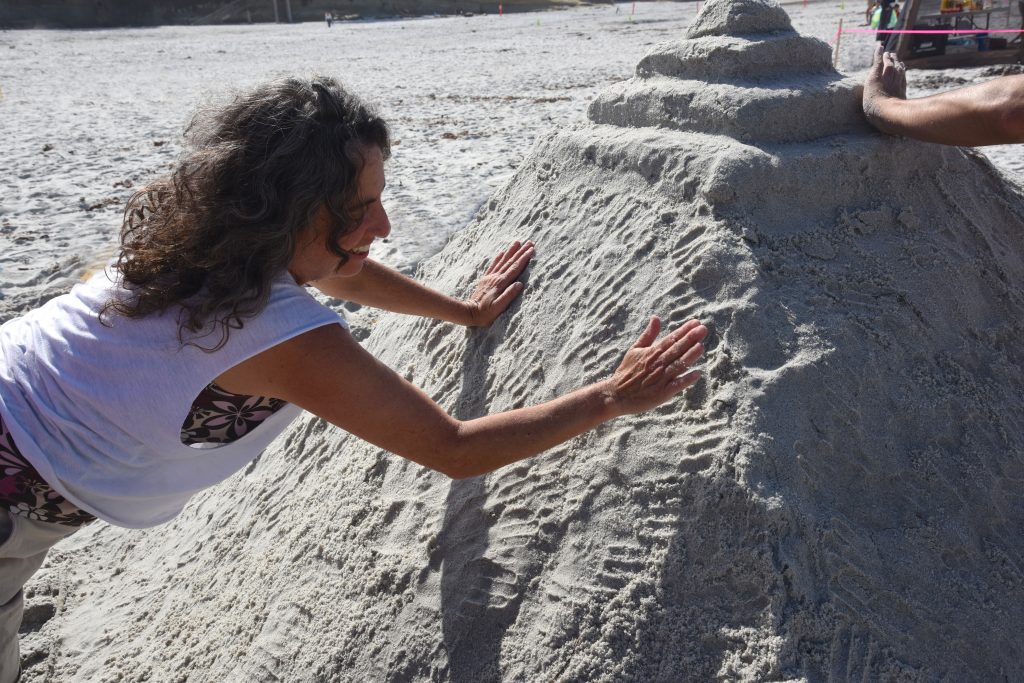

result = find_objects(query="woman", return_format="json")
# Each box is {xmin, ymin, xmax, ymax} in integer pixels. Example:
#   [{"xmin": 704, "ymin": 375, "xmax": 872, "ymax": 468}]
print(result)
[{"xmin": 0, "ymin": 76, "xmax": 707, "ymax": 678}]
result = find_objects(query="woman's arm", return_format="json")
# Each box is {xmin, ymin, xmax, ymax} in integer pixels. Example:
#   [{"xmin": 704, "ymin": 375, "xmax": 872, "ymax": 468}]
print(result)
[
  {"xmin": 214, "ymin": 316, "xmax": 707, "ymax": 479},
  {"xmin": 863, "ymin": 45, "xmax": 1024, "ymax": 145},
  {"xmin": 311, "ymin": 241, "xmax": 534, "ymax": 327}
]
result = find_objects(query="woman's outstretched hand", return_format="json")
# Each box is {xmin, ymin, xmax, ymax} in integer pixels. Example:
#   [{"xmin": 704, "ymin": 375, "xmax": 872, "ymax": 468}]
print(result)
[
  {"xmin": 466, "ymin": 240, "xmax": 535, "ymax": 327},
  {"xmin": 601, "ymin": 317, "xmax": 708, "ymax": 417}
]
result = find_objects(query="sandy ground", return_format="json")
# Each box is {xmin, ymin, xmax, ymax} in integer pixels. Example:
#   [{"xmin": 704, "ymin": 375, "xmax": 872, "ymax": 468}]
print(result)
[{"xmin": 2, "ymin": 1, "xmax": 1023, "ymax": 680}]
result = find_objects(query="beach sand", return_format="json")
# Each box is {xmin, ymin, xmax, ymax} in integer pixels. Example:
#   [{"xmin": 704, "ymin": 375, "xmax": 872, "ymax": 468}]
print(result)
[{"xmin": 2, "ymin": 1, "xmax": 1024, "ymax": 680}]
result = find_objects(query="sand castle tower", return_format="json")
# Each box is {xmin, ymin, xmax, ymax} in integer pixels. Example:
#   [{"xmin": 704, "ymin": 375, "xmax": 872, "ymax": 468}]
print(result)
[{"xmin": 36, "ymin": 0, "xmax": 1024, "ymax": 680}]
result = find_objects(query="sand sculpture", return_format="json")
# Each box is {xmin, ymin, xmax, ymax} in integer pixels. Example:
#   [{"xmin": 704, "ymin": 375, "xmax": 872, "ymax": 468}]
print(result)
[{"xmin": 28, "ymin": 0, "xmax": 1024, "ymax": 680}]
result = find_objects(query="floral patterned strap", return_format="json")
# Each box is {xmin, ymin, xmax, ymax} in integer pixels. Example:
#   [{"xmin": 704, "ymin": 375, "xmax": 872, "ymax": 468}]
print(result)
[
  {"xmin": 180, "ymin": 383, "xmax": 287, "ymax": 446},
  {"xmin": 0, "ymin": 413, "xmax": 96, "ymax": 527}
]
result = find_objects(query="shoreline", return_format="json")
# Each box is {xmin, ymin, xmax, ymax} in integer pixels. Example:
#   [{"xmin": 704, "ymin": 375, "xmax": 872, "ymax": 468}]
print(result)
[{"xmin": 2, "ymin": 0, "xmax": 597, "ymax": 31}]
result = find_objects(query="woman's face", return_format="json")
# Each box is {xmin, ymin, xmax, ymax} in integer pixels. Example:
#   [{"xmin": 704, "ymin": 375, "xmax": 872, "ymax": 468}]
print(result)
[{"xmin": 288, "ymin": 145, "xmax": 390, "ymax": 285}]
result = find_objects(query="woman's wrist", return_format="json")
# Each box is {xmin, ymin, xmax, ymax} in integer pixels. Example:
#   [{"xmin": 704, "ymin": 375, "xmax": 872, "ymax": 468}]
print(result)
[
  {"xmin": 591, "ymin": 379, "xmax": 623, "ymax": 421},
  {"xmin": 463, "ymin": 299, "xmax": 482, "ymax": 327}
]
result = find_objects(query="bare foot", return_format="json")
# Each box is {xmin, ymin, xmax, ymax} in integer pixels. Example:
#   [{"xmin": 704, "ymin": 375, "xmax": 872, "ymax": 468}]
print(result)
[{"xmin": 862, "ymin": 44, "xmax": 907, "ymax": 132}]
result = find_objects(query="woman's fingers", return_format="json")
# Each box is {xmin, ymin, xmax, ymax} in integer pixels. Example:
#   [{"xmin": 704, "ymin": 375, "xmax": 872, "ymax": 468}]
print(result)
[
  {"xmin": 653, "ymin": 319, "xmax": 703, "ymax": 353},
  {"xmin": 640, "ymin": 365, "xmax": 666, "ymax": 389},
  {"xmin": 627, "ymin": 319, "xmax": 706, "ymax": 381},
  {"xmin": 486, "ymin": 246, "xmax": 507, "ymax": 274},
  {"xmin": 493, "ymin": 281, "xmax": 524, "ymax": 311},
  {"xmin": 469, "ymin": 241, "xmax": 534, "ymax": 327},
  {"xmin": 487, "ymin": 240, "xmax": 521, "ymax": 274},
  {"xmin": 665, "ymin": 338, "xmax": 706, "ymax": 377},
  {"xmin": 632, "ymin": 318, "xmax": 705, "ymax": 366},
  {"xmin": 501, "ymin": 242, "xmax": 534, "ymax": 277},
  {"xmin": 487, "ymin": 241, "xmax": 534, "ymax": 278},
  {"xmin": 633, "ymin": 316, "xmax": 662, "ymax": 349},
  {"xmin": 667, "ymin": 369, "xmax": 702, "ymax": 391},
  {"xmin": 658, "ymin": 323, "xmax": 708, "ymax": 363},
  {"xmin": 486, "ymin": 241, "xmax": 519, "ymax": 275}
]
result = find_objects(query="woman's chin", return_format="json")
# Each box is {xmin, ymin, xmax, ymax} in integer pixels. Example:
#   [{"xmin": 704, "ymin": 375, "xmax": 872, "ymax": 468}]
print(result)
[{"xmin": 336, "ymin": 259, "xmax": 366, "ymax": 278}]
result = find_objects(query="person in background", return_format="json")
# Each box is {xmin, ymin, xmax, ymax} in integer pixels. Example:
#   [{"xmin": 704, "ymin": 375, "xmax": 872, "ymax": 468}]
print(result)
[
  {"xmin": 862, "ymin": 45, "xmax": 1024, "ymax": 144},
  {"xmin": 0, "ymin": 76, "xmax": 708, "ymax": 680},
  {"xmin": 871, "ymin": 0, "xmax": 900, "ymax": 41}
]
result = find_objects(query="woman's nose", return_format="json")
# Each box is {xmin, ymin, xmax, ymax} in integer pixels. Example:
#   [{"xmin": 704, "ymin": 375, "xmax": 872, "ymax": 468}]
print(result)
[{"xmin": 375, "ymin": 205, "xmax": 392, "ymax": 238}]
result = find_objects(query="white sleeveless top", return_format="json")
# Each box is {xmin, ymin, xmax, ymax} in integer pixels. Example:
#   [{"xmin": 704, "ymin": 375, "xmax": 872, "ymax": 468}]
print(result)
[{"xmin": 0, "ymin": 268, "xmax": 344, "ymax": 528}]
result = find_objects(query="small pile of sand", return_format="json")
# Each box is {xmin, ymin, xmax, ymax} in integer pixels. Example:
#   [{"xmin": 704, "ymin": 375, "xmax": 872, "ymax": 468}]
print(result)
[{"xmin": 26, "ymin": 0, "xmax": 1024, "ymax": 679}]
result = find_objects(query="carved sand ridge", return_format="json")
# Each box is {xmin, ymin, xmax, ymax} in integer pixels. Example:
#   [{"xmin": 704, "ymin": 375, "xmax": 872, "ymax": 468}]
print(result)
[{"xmin": 35, "ymin": 0, "xmax": 1024, "ymax": 680}]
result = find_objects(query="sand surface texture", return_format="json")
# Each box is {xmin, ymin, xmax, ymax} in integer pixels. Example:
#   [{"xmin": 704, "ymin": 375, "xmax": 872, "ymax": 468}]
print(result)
[{"xmin": 6, "ymin": 1, "xmax": 1024, "ymax": 681}]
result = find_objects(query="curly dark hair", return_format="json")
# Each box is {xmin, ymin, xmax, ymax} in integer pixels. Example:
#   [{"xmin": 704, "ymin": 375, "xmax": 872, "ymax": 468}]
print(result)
[{"xmin": 107, "ymin": 76, "xmax": 390, "ymax": 350}]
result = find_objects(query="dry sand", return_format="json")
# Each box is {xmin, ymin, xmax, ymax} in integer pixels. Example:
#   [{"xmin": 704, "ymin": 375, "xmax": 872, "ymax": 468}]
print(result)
[{"xmin": 3, "ymin": 0, "xmax": 1024, "ymax": 680}]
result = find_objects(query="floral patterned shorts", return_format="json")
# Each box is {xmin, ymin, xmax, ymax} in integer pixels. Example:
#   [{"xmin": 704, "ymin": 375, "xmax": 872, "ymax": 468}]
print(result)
[
  {"xmin": 0, "ymin": 383, "xmax": 286, "ymax": 527},
  {"xmin": 0, "ymin": 413, "xmax": 96, "ymax": 527}
]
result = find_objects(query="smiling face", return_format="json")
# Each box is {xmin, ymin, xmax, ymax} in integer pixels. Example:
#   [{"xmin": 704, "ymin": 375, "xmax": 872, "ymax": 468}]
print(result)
[{"xmin": 288, "ymin": 145, "xmax": 390, "ymax": 285}]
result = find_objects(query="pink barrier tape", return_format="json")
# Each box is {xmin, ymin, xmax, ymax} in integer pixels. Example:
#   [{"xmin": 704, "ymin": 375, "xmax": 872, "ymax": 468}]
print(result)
[{"xmin": 843, "ymin": 27, "xmax": 1024, "ymax": 33}]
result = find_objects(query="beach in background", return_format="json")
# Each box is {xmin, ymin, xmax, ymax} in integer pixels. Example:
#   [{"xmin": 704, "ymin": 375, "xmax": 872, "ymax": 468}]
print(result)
[{"xmin": 2, "ymin": 0, "xmax": 1020, "ymax": 323}]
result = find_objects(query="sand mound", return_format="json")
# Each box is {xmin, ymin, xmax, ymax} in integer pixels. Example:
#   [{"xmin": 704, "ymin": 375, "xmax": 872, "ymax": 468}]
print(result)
[{"xmin": 27, "ymin": 0, "xmax": 1024, "ymax": 680}]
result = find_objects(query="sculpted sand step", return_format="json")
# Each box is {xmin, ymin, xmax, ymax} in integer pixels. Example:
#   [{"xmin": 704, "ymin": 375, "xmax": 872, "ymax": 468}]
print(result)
[
  {"xmin": 588, "ymin": 75, "xmax": 865, "ymax": 143},
  {"xmin": 636, "ymin": 33, "xmax": 834, "ymax": 81}
]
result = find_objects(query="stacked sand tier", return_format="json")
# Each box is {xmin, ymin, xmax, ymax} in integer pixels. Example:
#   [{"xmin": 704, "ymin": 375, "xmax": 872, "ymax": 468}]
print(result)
[{"xmin": 589, "ymin": 0, "xmax": 864, "ymax": 143}]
